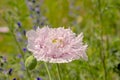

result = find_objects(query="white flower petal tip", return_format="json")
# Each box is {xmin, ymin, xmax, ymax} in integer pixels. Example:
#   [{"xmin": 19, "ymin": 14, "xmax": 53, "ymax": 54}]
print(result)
[{"xmin": 26, "ymin": 26, "xmax": 88, "ymax": 63}]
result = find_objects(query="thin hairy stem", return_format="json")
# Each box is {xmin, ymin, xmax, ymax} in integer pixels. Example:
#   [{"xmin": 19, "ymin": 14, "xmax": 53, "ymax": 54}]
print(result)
[
  {"xmin": 56, "ymin": 64, "xmax": 62, "ymax": 80},
  {"xmin": 44, "ymin": 63, "xmax": 52, "ymax": 80}
]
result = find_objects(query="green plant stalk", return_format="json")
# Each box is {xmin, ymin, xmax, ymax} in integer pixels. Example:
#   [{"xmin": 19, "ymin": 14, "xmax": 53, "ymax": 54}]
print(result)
[
  {"xmin": 44, "ymin": 63, "xmax": 52, "ymax": 80},
  {"xmin": 97, "ymin": 0, "xmax": 107, "ymax": 80},
  {"xmin": 56, "ymin": 64, "xmax": 62, "ymax": 80},
  {"xmin": 26, "ymin": 68, "xmax": 32, "ymax": 80},
  {"xmin": 7, "ymin": 21, "xmax": 32, "ymax": 80}
]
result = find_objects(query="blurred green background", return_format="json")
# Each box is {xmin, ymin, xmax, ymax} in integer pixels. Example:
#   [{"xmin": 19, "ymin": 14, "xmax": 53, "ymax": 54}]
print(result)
[{"xmin": 0, "ymin": 0, "xmax": 120, "ymax": 80}]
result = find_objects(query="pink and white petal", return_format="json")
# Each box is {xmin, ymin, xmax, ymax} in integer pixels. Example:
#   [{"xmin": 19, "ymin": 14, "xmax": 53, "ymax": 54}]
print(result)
[
  {"xmin": 26, "ymin": 30, "xmax": 38, "ymax": 39},
  {"xmin": 27, "ymin": 43, "xmax": 37, "ymax": 52}
]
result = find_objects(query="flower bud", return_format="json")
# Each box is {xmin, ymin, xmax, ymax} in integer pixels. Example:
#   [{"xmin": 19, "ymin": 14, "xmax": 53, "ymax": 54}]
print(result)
[{"xmin": 25, "ymin": 55, "xmax": 37, "ymax": 70}]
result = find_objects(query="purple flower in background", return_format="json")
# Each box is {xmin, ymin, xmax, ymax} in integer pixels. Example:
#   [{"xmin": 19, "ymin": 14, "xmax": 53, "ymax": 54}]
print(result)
[
  {"xmin": 16, "ymin": 32, "xmax": 23, "ymax": 42},
  {"xmin": 33, "ymin": 26, "xmax": 37, "ymax": 30},
  {"xmin": 8, "ymin": 68, "xmax": 13, "ymax": 75},
  {"xmin": 17, "ymin": 22, "xmax": 22, "ymax": 28},
  {"xmin": 23, "ymin": 30, "xmax": 26, "ymax": 35},
  {"xmin": 13, "ymin": 78, "xmax": 16, "ymax": 80},
  {"xmin": 22, "ymin": 48, "xmax": 27, "ymax": 52},
  {"xmin": 36, "ymin": 77, "xmax": 42, "ymax": 80},
  {"xmin": 35, "ymin": 5, "xmax": 40, "ymax": 14},
  {"xmin": 17, "ymin": 54, "xmax": 22, "ymax": 58},
  {"xmin": 26, "ymin": 0, "xmax": 46, "ymax": 27},
  {"xmin": 17, "ymin": 32, "xmax": 22, "ymax": 37},
  {"xmin": 3, "ymin": 70, "xmax": 7, "ymax": 74},
  {"xmin": 30, "ymin": 14, "xmax": 34, "ymax": 18},
  {"xmin": 20, "ymin": 61, "xmax": 25, "ymax": 70}
]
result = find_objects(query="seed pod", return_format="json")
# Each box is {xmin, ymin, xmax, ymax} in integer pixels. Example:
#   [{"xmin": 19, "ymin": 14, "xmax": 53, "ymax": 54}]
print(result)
[{"xmin": 25, "ymin": 55, "xmax": 37, "ymax": 70}]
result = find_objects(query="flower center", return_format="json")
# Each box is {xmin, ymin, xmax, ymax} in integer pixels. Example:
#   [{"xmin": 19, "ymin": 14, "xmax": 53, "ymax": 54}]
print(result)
[
  {"xmin": 52, "ymin": 38, "xmax": 64, "ymax": 47},
  {"xmin": 52, "ymin": 39, "xmax": 63, "ymax": 44},
  {"xmin": 52, "ymin": 39, "xmax": 58, "ymax": 43}
]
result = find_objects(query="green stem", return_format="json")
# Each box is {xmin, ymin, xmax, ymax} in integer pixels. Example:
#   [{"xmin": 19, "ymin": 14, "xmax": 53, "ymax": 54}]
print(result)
[
  {"xmin": 7, "ymin": 21, "xmax": 32, "ymax": 80},
  {"xmin": 56, "ymin": 64, "xmax": 62, "ymax": 80},
  {"xmin": 12, "ymin": 28, "xmax": 32, "ymax": 80},
  {"xmin": 97, "ymin": 0, "xmax": 107, "ymax": 80},
  {"xmin": 26, "ymin": 69, "xmax": 32, "ymax": 80},
  {"xmin": 44, "ymin": 63, "xmax": 52, "ymax": 80}
]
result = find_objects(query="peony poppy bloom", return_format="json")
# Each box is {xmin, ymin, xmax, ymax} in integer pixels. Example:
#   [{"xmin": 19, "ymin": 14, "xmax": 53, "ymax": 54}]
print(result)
[{"xmin": 26, "ymin": 26, "xmax": 87, "ymax": 63}]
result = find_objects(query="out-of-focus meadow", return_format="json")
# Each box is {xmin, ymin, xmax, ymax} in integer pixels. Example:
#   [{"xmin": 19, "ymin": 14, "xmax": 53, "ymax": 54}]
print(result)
[{"xmin": 0, "ymin": 0, "xmax": 120, "ymax": 80}]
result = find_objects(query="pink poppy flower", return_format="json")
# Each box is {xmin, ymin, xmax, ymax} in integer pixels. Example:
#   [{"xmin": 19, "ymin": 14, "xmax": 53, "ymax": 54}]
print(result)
[{"xmin": 26, "ymin": 26, "xmax": 87, "ymax": 63}]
